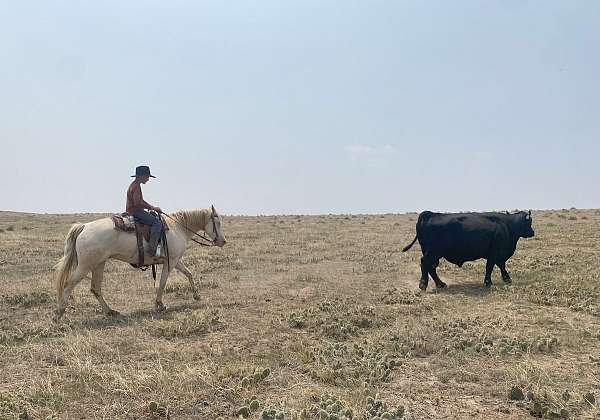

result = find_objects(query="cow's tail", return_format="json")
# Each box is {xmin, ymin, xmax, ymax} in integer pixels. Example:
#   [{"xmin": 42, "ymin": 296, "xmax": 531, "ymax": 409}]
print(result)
[
  {"xmin": 54, "ymin": 223, "xmax": 85, "ymax": 303},
  {"xmin": 402, "ymin": 211, "xmax": 432, "ymax": 252},
  {"xmin": 402, "ymin": 235, "xmax": 418, "ymax": 252}
]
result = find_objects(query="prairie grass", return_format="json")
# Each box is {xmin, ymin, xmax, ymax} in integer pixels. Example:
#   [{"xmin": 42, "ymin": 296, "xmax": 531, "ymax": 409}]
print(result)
[{"xmin": 0, "ymin": 209, "xmax": 599, "ymax": 418}]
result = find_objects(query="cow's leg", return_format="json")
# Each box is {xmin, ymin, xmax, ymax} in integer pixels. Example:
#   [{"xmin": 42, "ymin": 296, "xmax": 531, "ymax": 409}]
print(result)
[
  {"xmin": 155, "ymin": 265, "xmax": 173, "ymax": 312},
  {"xmin": 497, "ymin": 261, "xmax": 512, "ymax": 283},
  {"xmin": 484, "ymin": 259, "xmax": 495, "ymax": 287},
  {"xmin": 429, "ymin": 264, "xmax": 447, "ymax": 289},
  {"xmin": 419, "ymin": 253, "xmax": 433, "ymax": 291},
  {"xmin": 90, "ymin": 262, "xmax": 119, "ymax": 316},
  {"xmin": 175, "ymin": 260, "xmax": 200, "ymax": 301}
]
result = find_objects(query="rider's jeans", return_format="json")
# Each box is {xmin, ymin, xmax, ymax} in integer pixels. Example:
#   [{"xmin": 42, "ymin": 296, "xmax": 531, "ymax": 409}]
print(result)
[{"xmin": 132, "ymin": 209, "xmax": 162, "ymax": 236}]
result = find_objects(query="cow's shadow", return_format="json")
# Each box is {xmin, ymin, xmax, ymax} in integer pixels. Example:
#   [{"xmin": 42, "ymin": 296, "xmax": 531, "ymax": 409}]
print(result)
[{"xmin": 435, "ymin": 280, "xmax": 502, "ymax": 297}]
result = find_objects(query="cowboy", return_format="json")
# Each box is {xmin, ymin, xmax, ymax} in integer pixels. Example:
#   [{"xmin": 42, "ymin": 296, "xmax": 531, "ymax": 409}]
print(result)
[{"xmin": 126, "ymin": 165, "xmax": 162, "ymax": 256}]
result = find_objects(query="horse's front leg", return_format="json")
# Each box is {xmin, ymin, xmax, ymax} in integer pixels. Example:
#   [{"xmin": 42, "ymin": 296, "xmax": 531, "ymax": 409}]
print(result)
[
  {"xmin": 155, "ymin": 265, "xmax": 172, "ymax": 312},
  {"xmin": 175, "ymin": 260, "xmax": 200, "ymax": 301}
]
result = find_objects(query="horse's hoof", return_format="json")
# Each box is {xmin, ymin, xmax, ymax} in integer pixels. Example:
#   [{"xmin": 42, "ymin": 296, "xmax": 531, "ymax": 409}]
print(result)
[
  {"xmin": 419, "ymin": 282, "xmax": 428, "ymax": 291},
  {"xmin": 106, "ymin": 309, "xmax": 121, "ymax": 317},
  {"xmin": 502, "ymin": 276, "xmax": 512, "ymax": 284},
  {"xmin": 436, "ymin": 281, "xmax": 447, "ymax": 289},
  {"xmin": 192, "ymin": 294, "xmax": 201, "ymax": 301},
  {"xmin": 52, "ymin": 309, "xmax": 64, "ymax": 323},
  {"xmin": 484, "ymin": 281, "xmax": 492, "ymax": 288}
]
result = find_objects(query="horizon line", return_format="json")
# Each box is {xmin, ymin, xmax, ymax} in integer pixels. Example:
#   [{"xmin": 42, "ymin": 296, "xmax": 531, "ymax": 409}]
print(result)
[{"xmin": 0, "ymin": 207, "xmax": 592, "ymax": 218}]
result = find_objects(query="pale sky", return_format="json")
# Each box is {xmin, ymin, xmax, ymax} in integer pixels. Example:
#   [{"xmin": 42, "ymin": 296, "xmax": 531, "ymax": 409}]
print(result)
[{"xmin": 1, "ymin": 1, "xmax": 599, "ymax": 215}]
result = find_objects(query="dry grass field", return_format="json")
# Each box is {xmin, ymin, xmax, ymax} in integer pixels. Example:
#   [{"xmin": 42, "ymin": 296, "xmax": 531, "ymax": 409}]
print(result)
[{"xmin": 1, "ymin": 209, "xmax": 599, "ymax": 419}]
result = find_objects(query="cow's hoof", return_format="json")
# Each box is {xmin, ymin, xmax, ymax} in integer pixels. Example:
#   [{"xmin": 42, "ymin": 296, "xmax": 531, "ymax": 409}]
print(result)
[
  {"xmin": 156, "ymin": 302, "xmax": 167, "ymax": 313},
  {"xmin": 435, "ymin": 282, "xmax": 447, "ymax": 289},
  {"xmin": 502, "ymin": 276, "xmax": 512, "ymax": 284},
  {"xmin": 192, "ymin": 293, "xmax": 201, "ymax": 301},
  {"xmin": 419, "ymin": 281, "xmax": 428, "ymax": 291},
  {"xmin": 484, "ymin": 281, "xmax": 492, "ymax": 288},
  {"xmin": 106, "ymin": 309, "xmax": 121, "ymax": 317}
]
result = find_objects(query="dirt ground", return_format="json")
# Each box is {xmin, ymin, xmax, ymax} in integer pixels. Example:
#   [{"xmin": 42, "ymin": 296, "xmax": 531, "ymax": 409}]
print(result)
[{"xmin": 1, "ymin": 209, "xmax": 599, "ymax": 419}]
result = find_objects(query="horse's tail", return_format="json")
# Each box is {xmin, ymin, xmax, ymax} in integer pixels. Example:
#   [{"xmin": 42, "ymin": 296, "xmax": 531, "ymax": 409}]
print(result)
[{"xmin": 54, "ymin": 223, "xmax": 85, "ymax": 303}]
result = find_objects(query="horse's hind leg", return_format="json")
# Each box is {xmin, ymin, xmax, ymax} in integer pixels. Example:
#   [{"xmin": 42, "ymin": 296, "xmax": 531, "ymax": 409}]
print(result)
[
  {"xmin": 54, "ymin": 266, "xmax": 89, "ymax": 322},
  {"xmin": 90, "ymin": 262, "xmax": 119, "ymax": 316},
  {"xmin": 175, "ymin": 260, "xmax": 200, "ymax": 301}
]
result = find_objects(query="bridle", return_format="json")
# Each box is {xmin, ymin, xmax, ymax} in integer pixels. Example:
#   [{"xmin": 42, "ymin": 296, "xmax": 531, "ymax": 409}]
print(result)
[{"xmin": 161, "ymin": 211, "xmax": 219, "ymax": 247}]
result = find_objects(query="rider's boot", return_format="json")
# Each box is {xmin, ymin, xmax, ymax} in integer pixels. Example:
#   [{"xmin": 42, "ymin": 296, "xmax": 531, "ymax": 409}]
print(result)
[{"xmin": 148, "ymin": 230, "xmax": 160, "ymax": 257}]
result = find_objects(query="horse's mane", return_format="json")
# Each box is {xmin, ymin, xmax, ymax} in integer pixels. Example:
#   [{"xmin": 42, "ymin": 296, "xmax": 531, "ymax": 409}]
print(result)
[{"xmin": 168, "ymin": 209, "xmax": 209, "ymax": 231}]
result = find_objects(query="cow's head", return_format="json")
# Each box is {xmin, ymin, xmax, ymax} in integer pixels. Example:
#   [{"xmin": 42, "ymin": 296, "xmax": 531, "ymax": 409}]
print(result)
[{"xmin": 519, "ymin": 210, "xmax": 535, "ymax": 238}]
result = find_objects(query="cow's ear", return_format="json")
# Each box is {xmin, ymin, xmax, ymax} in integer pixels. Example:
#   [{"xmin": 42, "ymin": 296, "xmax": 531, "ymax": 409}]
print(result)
[{"xmin": 528, "ymin": 210, "xmax": 531, "ymax": 218}]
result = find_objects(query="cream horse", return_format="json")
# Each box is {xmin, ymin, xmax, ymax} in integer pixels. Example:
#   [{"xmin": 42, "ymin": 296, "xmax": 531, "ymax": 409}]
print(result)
[{"xmin": 53, "ymin": 206, "xmax": 226, "ymax": 322}]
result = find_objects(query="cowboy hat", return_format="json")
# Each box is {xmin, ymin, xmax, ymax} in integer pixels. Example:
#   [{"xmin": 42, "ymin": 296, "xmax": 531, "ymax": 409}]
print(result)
[{"xmin": 131, "ymin": 165, "xmax": 156, "ymax": 178}]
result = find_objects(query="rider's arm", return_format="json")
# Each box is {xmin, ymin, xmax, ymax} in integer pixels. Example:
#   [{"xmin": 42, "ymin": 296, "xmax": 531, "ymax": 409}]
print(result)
[{"xmin": 132, "ymin": 185, "xmax": 157, "ymax": 211}]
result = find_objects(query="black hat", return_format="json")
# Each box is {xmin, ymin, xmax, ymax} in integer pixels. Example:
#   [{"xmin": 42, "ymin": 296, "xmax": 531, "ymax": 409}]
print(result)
[{"xmin": 131, "ymin": 166, "xmax": 156, "ymax": 178}]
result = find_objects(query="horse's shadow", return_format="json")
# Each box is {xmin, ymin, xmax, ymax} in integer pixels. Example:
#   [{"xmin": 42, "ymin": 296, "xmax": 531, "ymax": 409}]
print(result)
[{"xmin": 74, "ymin": 300, "xmax": 208, "ymax": 330}]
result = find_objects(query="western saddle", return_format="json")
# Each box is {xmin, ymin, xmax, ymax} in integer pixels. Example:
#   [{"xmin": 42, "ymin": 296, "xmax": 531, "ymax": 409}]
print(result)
[{"xmin": 111, "ymin": 212, "xmax": 169, "ymax": 274}]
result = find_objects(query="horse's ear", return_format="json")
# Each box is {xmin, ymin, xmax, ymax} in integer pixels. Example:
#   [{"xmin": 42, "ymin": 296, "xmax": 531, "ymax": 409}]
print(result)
[{"xmin": 211, "ymin": 205, "xmax": 216, "ymax": 214}]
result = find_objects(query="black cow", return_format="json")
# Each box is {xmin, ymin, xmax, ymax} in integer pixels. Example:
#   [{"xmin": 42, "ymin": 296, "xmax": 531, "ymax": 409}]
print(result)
[{"xmin": 402, "ymin": 210, "xmax": 535, "ymax": 290}]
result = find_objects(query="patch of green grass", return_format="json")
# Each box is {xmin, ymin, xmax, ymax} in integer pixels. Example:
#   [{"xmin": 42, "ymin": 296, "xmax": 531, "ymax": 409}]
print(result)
[
  {"xmin": 164, "ymin": 281, "xmax": 190, "ymax": 294},
  {"xmin": 287, "ymin": 300, "xmax": 386, "ymax": 340},
  {"xmin": 0, "ymin": 331, "xmax": 26, "ymax": 347},
  {"xmin": 147, "ymin": 400, "xmax": 169, "ymax": 417},
  {"xmin": 508, "ymin": 272, "xmax": 600, "ymax": 317},
  {"xmin": 2, "ymin": 291, "xmax": 52, "ymax": 307},
  {"xmin": 380, "ymin": 287, "xmax": 421, "ymax": 305},
  {"xmin": 506, "ymin": 362, "xmax": 596, "ymax": 419},
  {"xmin": 0, "ymin": 392, "xmax": 22, "ymax": 417},
  {"xmin": 150, "ymin": 308, "xmax": 224, "ymax": 338},
  {"xmin": 0, "ymin": 325, "xmax": 70, "ymax": 348}
]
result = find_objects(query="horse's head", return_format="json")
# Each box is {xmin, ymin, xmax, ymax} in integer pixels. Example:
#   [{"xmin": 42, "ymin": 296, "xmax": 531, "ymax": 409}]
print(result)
[{"xmin": 206, "ymin": 205, "xmax": 226, "ymax": 247}]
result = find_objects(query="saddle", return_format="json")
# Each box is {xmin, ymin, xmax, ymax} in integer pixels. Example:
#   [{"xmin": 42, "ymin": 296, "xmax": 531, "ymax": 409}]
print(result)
[{"xmin": 111, "ymin": 212, "xmax": 169, "ymax": 270}]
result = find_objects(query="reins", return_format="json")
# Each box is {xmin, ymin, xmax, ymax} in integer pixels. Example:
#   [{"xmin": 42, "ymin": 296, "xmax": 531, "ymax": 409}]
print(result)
[{"xmin": 160, "ymin": 211, "xmax": 215, "ymax": 247}]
